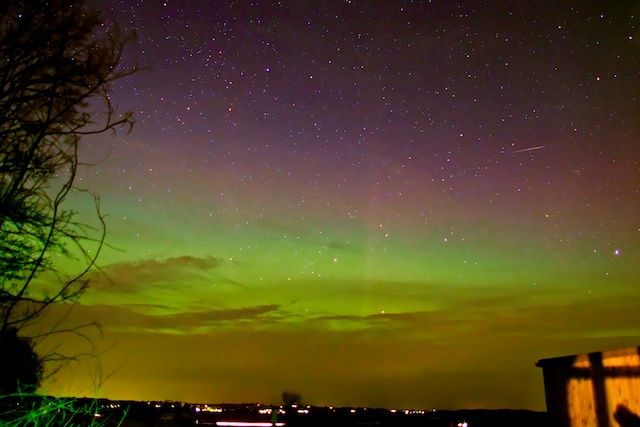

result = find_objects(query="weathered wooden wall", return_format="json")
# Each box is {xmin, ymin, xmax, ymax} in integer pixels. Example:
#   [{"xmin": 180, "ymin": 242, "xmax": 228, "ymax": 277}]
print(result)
[{"xmin": 537, "ymin": 346, "xmax": 640, "ymax": 427}]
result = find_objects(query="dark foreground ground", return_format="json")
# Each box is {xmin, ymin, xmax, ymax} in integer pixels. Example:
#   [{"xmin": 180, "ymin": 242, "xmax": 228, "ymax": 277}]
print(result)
[
  {"xmin": 104, "ymin": 403, "xmax": 549, "ymax": 427},
  {"xmin": 0, "ymin": 396, "xmax": 549, "ymax": 427}
]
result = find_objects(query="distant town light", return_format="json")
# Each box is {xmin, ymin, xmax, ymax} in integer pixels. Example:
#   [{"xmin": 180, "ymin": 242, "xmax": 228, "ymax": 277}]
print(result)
[{"xmin": 217, "ymin": 423, "xmax": 284, "ymax": 427}]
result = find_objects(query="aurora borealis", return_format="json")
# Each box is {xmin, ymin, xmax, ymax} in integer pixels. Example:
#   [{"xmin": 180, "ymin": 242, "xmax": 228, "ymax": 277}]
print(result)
[{"xmin": 38, "ymin": 0, "xmax": 639, "ymax": 410}]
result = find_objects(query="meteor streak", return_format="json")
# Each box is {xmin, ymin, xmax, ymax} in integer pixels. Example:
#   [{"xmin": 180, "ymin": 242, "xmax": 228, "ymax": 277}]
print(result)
[{"xmin": 512, "ymin": 145, "xmax": 547, "ymax": 153}]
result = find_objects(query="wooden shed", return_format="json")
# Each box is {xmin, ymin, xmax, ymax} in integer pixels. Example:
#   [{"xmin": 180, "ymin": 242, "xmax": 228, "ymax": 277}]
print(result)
[{"xmin": 536, "ymin": 346, "xmax": 640, "ymax": 427}]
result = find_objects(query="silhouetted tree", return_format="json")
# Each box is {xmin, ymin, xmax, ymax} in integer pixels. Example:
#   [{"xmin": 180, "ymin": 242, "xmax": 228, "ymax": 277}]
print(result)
[
  {"xmin": 0, "ymin": 0, "xmax": 136, "ymax": 389},
  {"xmin": 282, "ymin": 390, "xmax": 302, "ymax": 407},
  {"xmin": 0, "ymin": 327, "xmax": 43, "ymax": 395}
]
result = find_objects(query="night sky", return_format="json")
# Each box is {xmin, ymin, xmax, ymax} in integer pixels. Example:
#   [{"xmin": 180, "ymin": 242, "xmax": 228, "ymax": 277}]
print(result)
[{"xmin": 39, "ymin": 0, "xmax": 639, "ymax": 410}]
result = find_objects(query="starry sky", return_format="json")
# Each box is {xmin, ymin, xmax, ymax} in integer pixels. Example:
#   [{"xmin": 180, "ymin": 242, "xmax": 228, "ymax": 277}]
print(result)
[{"xmin": 37, "ymin": 0, "xmax": 639, "ymax": 410}]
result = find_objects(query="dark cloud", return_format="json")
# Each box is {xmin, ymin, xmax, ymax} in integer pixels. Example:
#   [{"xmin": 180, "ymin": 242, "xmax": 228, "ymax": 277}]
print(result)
[
  {"xmin": 89, "ymin": 255, "xmax": 223, "ymax": 293},
  {"xmin": 44, "ymin": 302, "xmax": 282, "ymax": 333},
  {"xmin": 124, "ymin": 303, "xmax": 172, "ymax": 310},
  {"xmin": 306, "ymin": 294, "xmax": 640, "ymax": 343},
  {"xmin": 326, "ymin": 241, "xmax": 358, "ymax": 252}
]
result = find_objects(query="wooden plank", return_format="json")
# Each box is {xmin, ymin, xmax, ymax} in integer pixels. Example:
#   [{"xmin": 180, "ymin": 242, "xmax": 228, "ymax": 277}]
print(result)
[{"xmin": 537, "ymin": 346, "xmax": 640, "ymax": 427}]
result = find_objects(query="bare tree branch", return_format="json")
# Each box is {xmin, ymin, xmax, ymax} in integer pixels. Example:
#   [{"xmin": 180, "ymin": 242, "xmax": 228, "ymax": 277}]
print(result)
[{"xmin": 0, "ymin": 0, "xmax": 138, "ymax": 394}]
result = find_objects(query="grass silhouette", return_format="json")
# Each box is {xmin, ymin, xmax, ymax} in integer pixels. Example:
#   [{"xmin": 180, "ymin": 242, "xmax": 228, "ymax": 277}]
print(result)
[{"xmin": 0, "ymin": 390, "xmax": 128, "ymax": 427}]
